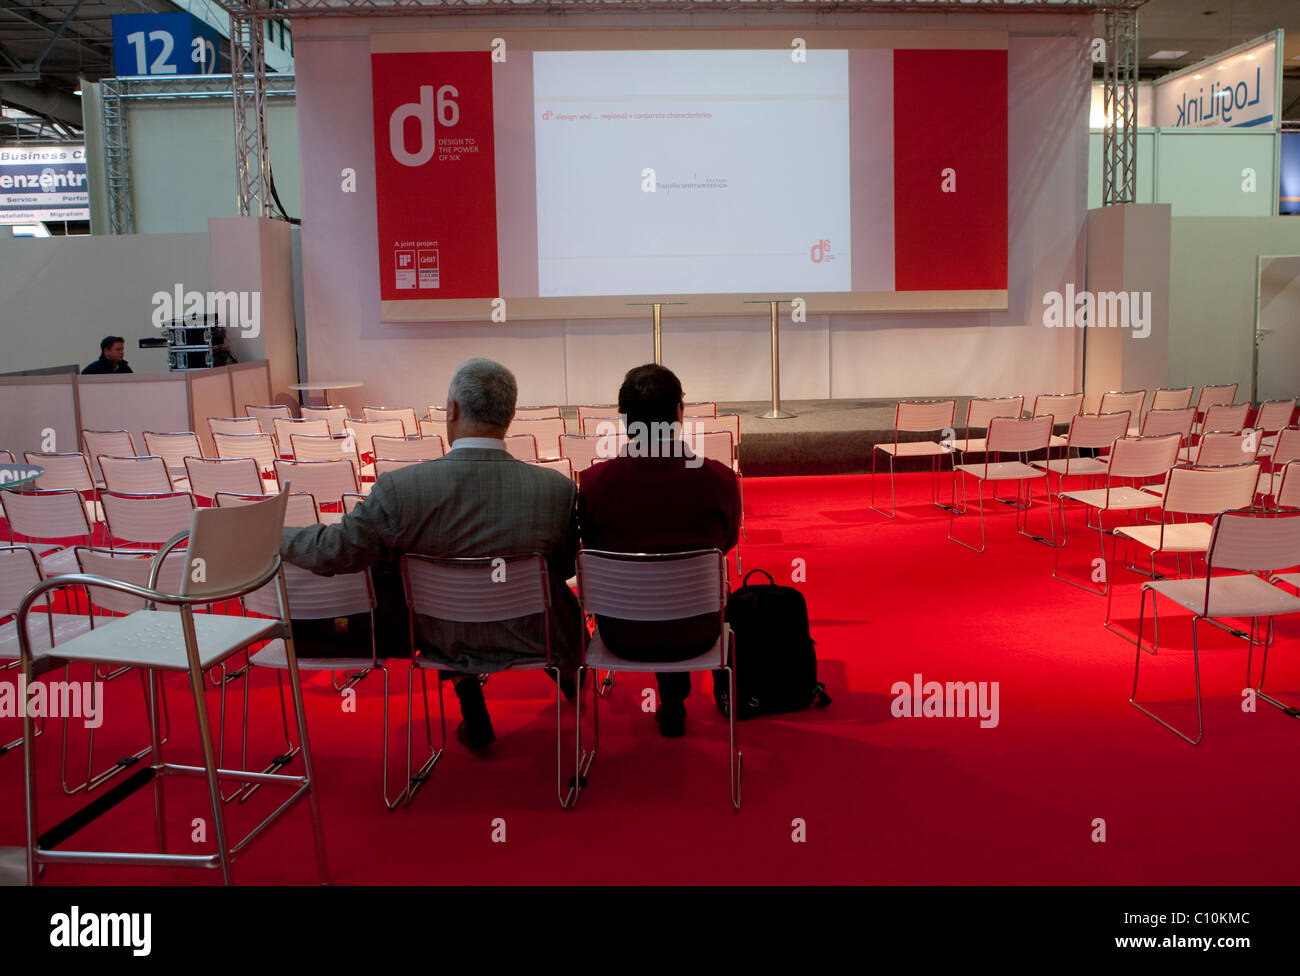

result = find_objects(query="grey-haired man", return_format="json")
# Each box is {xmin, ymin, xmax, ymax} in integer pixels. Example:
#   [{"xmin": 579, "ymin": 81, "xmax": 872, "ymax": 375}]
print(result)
[{"xmin": 280, "ymin": 358, "xmax": 581, "ymax": 748}]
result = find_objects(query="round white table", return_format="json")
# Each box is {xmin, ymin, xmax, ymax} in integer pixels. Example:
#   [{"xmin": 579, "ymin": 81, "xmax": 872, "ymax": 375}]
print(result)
[{"xmin": 289, "ymin": 380, "xmax": 364, "ymax": 406}]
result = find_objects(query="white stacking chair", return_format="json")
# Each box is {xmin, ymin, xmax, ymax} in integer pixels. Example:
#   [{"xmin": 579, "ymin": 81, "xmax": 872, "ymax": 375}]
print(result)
[
  {"xmin": 300, "ymin": 405, "xmax": 350, "ymax": 435},
  {"xmin": 372, "ymin": 434, "xmax": 444, "ymax": 462},
  {"xmin": 1131, "ymin": 507, "xmax": 1300, "ymax": 745},
  {"xmin": 950, "ymin": 396, "xmax": 1026, "ymax": 456},
  {"xmin": 98, "ymin": 455, "xmax": 172, "ymax": 495},
  {"xmin": 101, "ymin": 490, "xmax": 196, "ymax": 549},
  {"xmin": 0, "ymin": 489, "xmax": 93, "ymax": 578},
  {"xmin": 241, "ymin": 564, "xmax": 397, "ymax": 807},
  {"xmin": 184, "ymin": 456, "xmax": 268, "ymax": 502},
  {"xmin": 689, "ymin": 414, "xmax": 741, "ymax": 464},
  {"xmin": 399, "ymin": 553, "xmax": 573, "ymax": 809},
  {"xmin": 1275, "ymin": 461, "xmax": 1300, "ymax": 509},
  {"xmin": 345, "ymin": 418, "xmax": 405, "ymax": 461},
  {"xmin": 948, "ymin": 414, "xmax": 1055, "ymax": 552},
  {"xmin": 272, "ymin": 459, "xmax": 358, "ymax": 521},
  {"xmin": 1030, "ymin": 411, "xmax": 1130, "ymax": 487},
  {"xmin": 871, "ymin": 399, "xmax": 957, "ymax": 519},
  {"xmin": 0, "ymin": 449, "xmax": 11, "ymax": 463},
  {"xmin": 207, "ymin": 417, "xmax": 261, "ymax": 439},
  {"xmin": 515, "ymin": 405, "xmax": 562, "ymax": 420},
  {"xmin": 244, "ymin": 403, "xmax": 292, "ymax": 434},
  {"xmin": 213, "ymin": 432, "xmax": 280, "ymax": 480},
  {"xmin": 503, "ymin": 434, "xmax": 538, "ymax": 461},
  {"xmin": 1193, "ymin": 383, "xmax": 1238, "ymax": 433},
  {"xmin": 526, "ymin": 457, "xmax": 574, "ymax": 480},
  {"xmin": 1053, "ymin": 433, "xmax": 1182, "ymax": 595},
  {"xmin": 82, "ymin": 430, "xmax": 137, "ymax": 483},
  {"xmin": 1139, "ymin": 407, "xmax": 1196, "ymax": 441},
  {"xmin": 1196, "ymin": 403, "xmax": 1250, "ymax": 439},
  {"xmin": 141, "ymin": 432, "xmax": 202, "ymax": 490},
  {"xmin": 23, "ymin": 452, "xmax": 101, "ymax": 523},
  {"xmin": 1173, "ymin": 428, "xmax": 1259, "ymax": 467},
  {"xmin": 274, "ymin": 418, "xmax": 330, "ymax": 457},
  {"xmin": 1132, "ymin": 387, "xmax": 1195, "ymax": 433},
  {"xmin": 362, "ymin": 406, "xmax": 419, "ymax": 436},
  {"xmin": 1255, "ymin": 399, "xmax": 1297, "ymax": 455},
  {"xmin": 684, "ymin": 401, "xmax": 718, "ymax": 417},
  {"xmin": 576, "ymin": 404, "xmax": 619, "ymax": 430},
  {"xmin": 1109, "ymin": 462, "xmax": 1260, "ymax": 651},
  {"xmin": 511, "ymin": 417, "xmax": 567, "ymax": 459},
  {"xmin": 686, "ymin": 429, "xmax": 747, "ymax": 561},
  {"xmin": 427, "ymin": 405, "xmax": 447, "ymax": 422},
  {"xmin": 419, "ymin": 418, "xmax": 448, "ymax": 442},
  {"xmin": 559, "ymin": 433, "xmax": 618, "ymax": 474},
  {"xmin": 1032, "ymin": 393, "xmax": 1085, "ymax": 448},
  {"xmin": 290, "ymin": 433, "xmax": 370, "ymax": 482},
  {"xmin": 573, "ymin": 548, "xmax": 739, "ymax": 811},
  {"xmin": 1099, "ymin": 390, "xmax": 1147, "ymax": 423},
  {"xmin": 13, "ymin": 488, "xmax": 329, "ymax": 885},
  {"xmin": 1257, "ymin": 428, "xmax": 1300, "ymax": 500},
  {"xmin": 580, "ymin": 414, "xmax": 624, "ymax": 437},
  {"xmin": 342, "ymin": 492, "xmax": 365, "ymax": 513},
  {"xmin": 216, "ymin": 490, "xmax": 319, "ymax": 527},
  {"xmin": 373, "ymin": 458, "xmax": 419, "ymax": 477}
]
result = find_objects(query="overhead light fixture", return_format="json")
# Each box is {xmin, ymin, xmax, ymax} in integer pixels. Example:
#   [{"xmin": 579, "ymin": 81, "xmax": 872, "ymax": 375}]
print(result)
[
  {"xmin": 1245, "ymin": 54, "xmax": 1255, "ymax": 60},
  {"xmin": 1194, "ymin": 73, "xmax": 1203, "ymax": 79},
  {"xmin": 73, "ymin": 88, "xmax": 82, "ymax": 96},
  {"xmin": 1148, "ymin": 50, "xmax": 1190, "ymax": 60}
]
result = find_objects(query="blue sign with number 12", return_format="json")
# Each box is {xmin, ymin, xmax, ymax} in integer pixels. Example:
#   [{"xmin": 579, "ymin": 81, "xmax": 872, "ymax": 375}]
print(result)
[{"xmin": 111, "ymin": 13, "xmax": 226, "ymax": 78}]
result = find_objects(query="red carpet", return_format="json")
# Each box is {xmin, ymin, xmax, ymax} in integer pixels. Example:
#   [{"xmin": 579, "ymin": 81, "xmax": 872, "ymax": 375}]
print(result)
[{"xmin": 3, "ymin": 472, "xmax": 1299, "ymax": 885}]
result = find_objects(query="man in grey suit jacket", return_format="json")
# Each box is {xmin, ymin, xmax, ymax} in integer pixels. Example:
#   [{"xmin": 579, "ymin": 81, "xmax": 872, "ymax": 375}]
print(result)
[{"xmin": 280, "ymin": 358, "xmax": 581, "ymax": 748}]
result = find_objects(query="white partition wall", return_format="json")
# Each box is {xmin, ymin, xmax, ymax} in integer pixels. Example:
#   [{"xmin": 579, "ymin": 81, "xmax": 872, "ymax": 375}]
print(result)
[
  {"xmin": 230, "ymin": 362, "xmax": 273, "ymax": 418},
  {"xmin": 0, "ymin": 374, "xmax": 80, "ymax": 462},
  {"xmin": 187, "ymin": 370, "xmax": 236, "ymax": 455},
  {"xmin": 77, "ymin": 373, "xmax": 192, "ymax": 451}
]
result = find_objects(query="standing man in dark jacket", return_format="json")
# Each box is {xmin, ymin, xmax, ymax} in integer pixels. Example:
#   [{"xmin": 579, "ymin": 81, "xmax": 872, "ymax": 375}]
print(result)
[
  {"xmin": 82, "ymin": 336, "xmax": 133, "ymax": 374},
  {"xmin": 577, "ymin": 364, "xmax": 741, "ymax": 737}
]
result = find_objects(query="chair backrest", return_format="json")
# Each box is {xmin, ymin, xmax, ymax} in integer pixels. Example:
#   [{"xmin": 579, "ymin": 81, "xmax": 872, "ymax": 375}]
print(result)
[
  {"xmin": 965, "ymin": 396, "xmax": 1025, "ymax": 431},
  {"xmin": 427, "ymin": 405, "xmax": 447, "ymax": 421},
  {"xmin": 559, "ymin": 433, "xmax": 618, "ymax": 472},
  {"xmin": 74, "ymin": 546, "xmax": 186, "ymax": 614},
  {"xmin": 1206, "ymin": 508, "xmax": 1300, "ymax": 574},
  {"xmin": 684, "ymin": 430, "xmax": 734, "ymax": 468},
  {"xmin": 373, "ymin": 458, "xmax": 421, "ymax": 477},
  {"xmin": 1255, "ymin": 398, "xmax": 1296, "ymax": 433},
  {"xmin": 1149, "ymin": 386, "xmax": 1194, "ymax": 411},
  {"xmin": 244, "ymin": 561, "xmax": 374, "ymax": 622},
  {"xmin": 1032, "ymin": 392, "xmax": 1084, "ymax": 420},
  {"xmin": 1141, "ymin": 407, "xmax": 1195, "ymax": 439},
  {"xmin": 1273, "ymin": 428, "xmax": 1300, "ymax": 466},
  {"xmin": 212, "ymin": 432, "xmax": 279, "ymax": 474},
  {"xmin": 581, "ymin": 415, "xmax": 623, "ymax": 436},
  {"xmin": 402, "ymin": 553, "xmax": 549, "ymax": 624},
  {"xmin": 985, "ymin": 414, "xmax": 1053, "ymax": 455},
  {"xmin": 1201, "ymin": 403, "xmax": 1249, "ymax": 432},
  {"xmin": 576, "ymin": 404, "xmax": 619, "ymax": 428},
  {"xmin": 24, "ymin": 452, "xmax": 94, "ymax": 492},
  {"xmin": 511, "ymin": 417, "xmax": 567, "ymax": 459},
  {"xmin": 1195, "ymin": 383, "xmax": 1237, "ymax": 413},
  {"xmin": 344, "ymin": 418, "xmax": 405, "ymax": 458},
  {"xmin": 290, "ymin": 433, "xmax": 362, "ymax": 477},
  {"xmin": 1193, "ymin": 430, "xmax": 1259, "ymax": 466},
  {"xmin": 82, "ymin": 430, "xmax": 136, "ymax": 480},
  {"xmin": 419, "ymin": 418, "xmax": 448, "ymax": 442},
  {"xmin": 300, "ymin": 405, "xmax": 350, "ymax": 435},
  {"xmin": 342, "ymin": 492, "xmax": 365, "ymax": 513},
  {"xmin": 1162, "ymin": 463, "xmax": 1260, "ymax": 517},
  {"xmin": 245, "ymin": 403, "xmax": 292, "ymax": 433},
  {"xmin": 0, "ymin": 545, "xmax": 43, "ymax": 615},
  {"xmin": 142, "ymin": 431, "xmax": 202, "ymax": 475},
  {"xmin": 1105, "ymin": 434, "xmax": 1182, "ymax": 481},
  {"xmin": 272, "ymin": 459, "xmax": 358, "ymax": 507},
  {"xmin": 1098, "ymin": 389, "xmax": 1146, "ymax": 419},
  {"xmin": 207, "ymin": 416, "xmax": 261, "ymax": 438},
  {"xmin": 362, "ymin": 406, "xmax": 419, "ymax": 435},
  {"xmin": 1065, "ymin": 411, "xmax": 1130, "ymax": 451},
  {"xmin": 683, "ymin": 401, "xmax": 717, "ymax": 417},
  {"xmin": 101, "ymin": 490, "xmax": 196, "ymax": 546},
  {"xmin": 216, "ymin": 490, "xmax": 318, "ymax": 526},
  {"xmin": 1276, "ymin": 462, "xmax": 1300, "ymax": 509},
  {"xmin": 184, "ymin": 456, "xmax": 263, "ymax": 500},
  {"xmin": 503, "ymin": 434, "xmax": 538, "ymax": 461},
  {"xmin": 99, "ymin": 455, "xmax": 172, "ymax": 494},
  {"xmin": 0, "ymin": 489, "xmax": 92, "ymax": 541},
  {"xmin": 526, "ymin": 457, "xmax": 574, "ymax": 480},
  {"xmin": 576, "ymin": 549, "xmax": 726, "ymax": 623},
  {"xmin": 0, "ymin": 449, "xmax": 12, "ymax": 464},
  {"xmin": 372, "ymin": 434, "xmax": 444, "ymax": 461},
  {"xmin": 689, "ymin": 413, "xmax": 741, "ymax": 451},
  {"xmin": 274, "ymin": 418, "xmax": 330, "ymax": 453},
  {"xmin": 181, "ymin": 487, "xmax": 289, "ymax": 601},
  {"xmin": 514, "ymin": 405, "xmax": 562, "ymax": 420}
]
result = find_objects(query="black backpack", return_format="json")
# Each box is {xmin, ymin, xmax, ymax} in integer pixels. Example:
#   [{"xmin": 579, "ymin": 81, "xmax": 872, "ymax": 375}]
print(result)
[{"xmin": 713, "ymin": 569, "xmax": 831, "ymax": 720}]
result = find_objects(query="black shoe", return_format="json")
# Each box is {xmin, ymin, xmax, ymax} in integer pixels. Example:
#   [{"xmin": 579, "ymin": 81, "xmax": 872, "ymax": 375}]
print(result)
[
  {"xmin": 656, "ymin": 703, "xmax": 686, "ymax": 738},
  {"xmin": 456, "ymin": 717, "xmax": 496, "ymax": 750},
  {"xmin": 454, "ymin": 677, "xmax": 495, "ymax": 749}
]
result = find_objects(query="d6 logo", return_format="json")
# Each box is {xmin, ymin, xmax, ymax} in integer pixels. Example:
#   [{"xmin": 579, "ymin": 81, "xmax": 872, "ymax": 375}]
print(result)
[{"xmin": 389, "ymin": 85, "xmax": 460, "ymax": 167}]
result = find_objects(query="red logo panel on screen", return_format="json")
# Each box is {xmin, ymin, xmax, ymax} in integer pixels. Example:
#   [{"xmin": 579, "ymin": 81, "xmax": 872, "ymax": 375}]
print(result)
[
  {"xmin": 893, "ymin": 49, "xmax": 1008, "ymax": 291},
  {"xmin": 372, "ymin": 52, "xmax": 499, "ymax": 300}
]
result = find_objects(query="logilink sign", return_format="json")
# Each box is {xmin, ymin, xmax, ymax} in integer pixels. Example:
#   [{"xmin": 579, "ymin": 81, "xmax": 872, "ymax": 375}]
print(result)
[{"xmin": 1154, "ymin": 34, "xmax": 1279, "ymax": 130}]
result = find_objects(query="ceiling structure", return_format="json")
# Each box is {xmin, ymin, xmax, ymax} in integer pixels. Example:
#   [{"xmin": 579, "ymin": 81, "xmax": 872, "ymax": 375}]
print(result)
[{"xmin": 1, "ymin": 0, "xmax": 1298, "ymax": 141}]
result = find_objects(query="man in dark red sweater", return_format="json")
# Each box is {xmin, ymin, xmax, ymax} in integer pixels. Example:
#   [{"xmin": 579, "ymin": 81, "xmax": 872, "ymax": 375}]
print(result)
[{"xmin": 576, "ymin": 364, "xmax": 741, "ymax": 737}]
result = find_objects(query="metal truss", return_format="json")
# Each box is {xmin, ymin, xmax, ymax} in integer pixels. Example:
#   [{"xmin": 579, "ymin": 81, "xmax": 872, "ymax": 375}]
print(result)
[
  {"xmin": 231, "ymin": 3, "xmax": 273, "ymax": 217},
  {"xmin": 1100, "ymin": 5, "xmax": 1137, "ymax": 205}
]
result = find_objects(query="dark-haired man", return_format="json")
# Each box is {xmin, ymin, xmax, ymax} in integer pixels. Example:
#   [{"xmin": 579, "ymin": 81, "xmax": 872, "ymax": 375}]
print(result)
[
  {"xmin": 82, "ymin": 336, "xmax": 132, "ymax": 374},
  {"xmin": 577, "ymin": 364, "xmax": 741, "ymax": 737}
]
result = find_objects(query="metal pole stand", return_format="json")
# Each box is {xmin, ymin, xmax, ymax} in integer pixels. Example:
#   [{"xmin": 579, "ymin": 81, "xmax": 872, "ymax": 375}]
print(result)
[
  {"xmin": 759, "ymin": 300, "xmax": 795, "ymax": 420},
  {"xmin": 652, "ymin": 303, "xmax": 662, "ymax": 365}
]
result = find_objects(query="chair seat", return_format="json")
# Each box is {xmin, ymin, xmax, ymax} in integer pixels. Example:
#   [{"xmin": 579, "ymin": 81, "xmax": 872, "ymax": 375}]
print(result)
[
  {"xmin": 1258, "ymin": 471, "xmax": 1283, "ymax": 497},
  {"xmin": 1030, "ymin": 456, "xmax": 1109, "ymax": 476},
  {"xmin": 410, "ymin": 652, "xmax": 549, "ymax": 674},
  {"xmin": 250, "ymin": 637, "xmax": 374, "ymax": 673},
  {"xmin": 35, "ymin": 608, "xmax": 282, "ymax": 672},
  {"xmin": 876, "ymin": 441, "xmax": 950, "ymax": 458},
  {"xmin": 0, "ymin": 612, "xmax": 92, "ymax": 661},
  {"xmin": 584, "ymin": 626, "xmax": 728, "ymax": 673},
  {"xmin": 1048, "ymin": 433, "xmax": 1069, "ymax": 448},
  {"xmin": 1114, "ymin": 521, "xmax": 1213, "ymax": 553},
  {"xmin": 954, "ymin": 461, "xmax": 1045, "ymax": 482},
  {"xmin": 1145, "ymin": 574, "xmax": 1300, "ymax": 619},
  {"xmin": 1059, "ymin": 486, "xmax": 1166, "ymax": 511},
  {"xmin": 952, "ymin": 437, "xmax": 987, "ymax": 454}
]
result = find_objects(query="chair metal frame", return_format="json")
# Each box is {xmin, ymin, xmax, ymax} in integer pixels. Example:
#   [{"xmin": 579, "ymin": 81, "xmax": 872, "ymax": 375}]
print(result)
[{"xmin": 947, "ymin": 415, "xmax": 1055, "ymax": 552}]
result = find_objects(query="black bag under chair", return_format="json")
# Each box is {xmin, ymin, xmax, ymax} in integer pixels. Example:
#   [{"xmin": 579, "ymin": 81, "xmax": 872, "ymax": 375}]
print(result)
[{"xmin": 714, "ymin": 568, "xmax": 832, "ymax": 720}]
